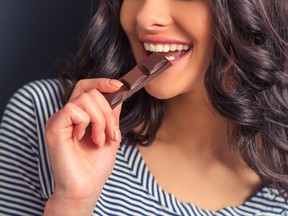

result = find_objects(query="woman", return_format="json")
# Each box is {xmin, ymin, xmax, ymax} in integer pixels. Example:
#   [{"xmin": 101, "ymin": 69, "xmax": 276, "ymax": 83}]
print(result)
[{"xmin": 0, "ymin": 0, "xmax": 287, "ymax": 215}]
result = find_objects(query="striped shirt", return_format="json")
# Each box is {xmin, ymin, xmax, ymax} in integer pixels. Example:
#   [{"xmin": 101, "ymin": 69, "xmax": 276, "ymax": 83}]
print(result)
[{"xmin": 0, "ymin": 79, "xmax": 287, "ymax": 216}]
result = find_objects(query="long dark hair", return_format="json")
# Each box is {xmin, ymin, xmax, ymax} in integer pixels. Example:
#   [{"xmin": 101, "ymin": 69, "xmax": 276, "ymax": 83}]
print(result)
[{"xmin": 58, "ymin": 0, "xmax": 288, "ymax": 197}]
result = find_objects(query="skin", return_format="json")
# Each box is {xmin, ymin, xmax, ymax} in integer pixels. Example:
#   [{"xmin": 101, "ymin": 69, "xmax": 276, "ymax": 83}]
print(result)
[
  {"xmin": 44, "ymin": 0, "xmax": 262, "ymax": 214},
  {"xmin": 121, "ymin": 0, "xmax": 215, "ymax": 99},
  {"xmin": 121, "ymin": 0, "xmax": 261, "ymax": 211},
  {"xmin": 44, "ymin": 79, "xmax": 123, "ymax": 215}
]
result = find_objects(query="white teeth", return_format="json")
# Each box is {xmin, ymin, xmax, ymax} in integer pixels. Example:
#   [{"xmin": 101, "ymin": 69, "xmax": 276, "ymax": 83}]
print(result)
[
  {"xmin": 143, "ymin": 42, "xmax": 191, "ymax": 53},
  {"xmin": 144, "ymin": 43, "xmax": 149, "ymax": 50},
  {"xmin": 149, "ymin": 44, "xmax": 156, "ymax": 52},
  {"xmin": 170, "ymin": 44, "xmax": 177, "ymax": 51},
  {"xmin": 176, "ymin": 44, "xmax": 183, "ymax": 51},
  {"xmin": 163, "ymin": 45, "xmax": 170, "ymax": 52},
  {"xmin": 155, "ymin": 44, "xmax": 163, "ymax": 52},
  {"xmin": 165, "ymin": 56, "xmax": 176, "ymax": 61},
  {"xmin": 183, "ymin": 45, "xmax": 190, "ymax": 50}
]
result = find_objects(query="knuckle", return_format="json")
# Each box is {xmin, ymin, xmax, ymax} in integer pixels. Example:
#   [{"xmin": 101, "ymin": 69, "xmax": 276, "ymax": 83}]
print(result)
[
  {"xmin": 75, "ymin": 79, "xmax": 85, "ymax": 89},
  {"xmin": 62, "ymin": 102, "xmax": 76, "ymax": 113},
  {"xmin": 92, "ymin": 115, "xmax": 106, "ymax": 131},
  {"xmin": 74, "ymin": 92, "xmax": 92, "ymax": 106},
  {"xmin": 79, "ymin": 92, "xmax": 90, "ymax": 102},
  {"xmin": 82, "ymin": 112, "xmax": 90, "ymax": 122},
  {"xmin": 89, "ymin": 88, "xmax": 100, "ymax": 95}
]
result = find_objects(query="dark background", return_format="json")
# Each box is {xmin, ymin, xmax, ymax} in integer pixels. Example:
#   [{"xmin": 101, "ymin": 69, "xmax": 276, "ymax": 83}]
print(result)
[{"xmin": 0, "ymin": 0, "xmax": 97, "ymax": 116}]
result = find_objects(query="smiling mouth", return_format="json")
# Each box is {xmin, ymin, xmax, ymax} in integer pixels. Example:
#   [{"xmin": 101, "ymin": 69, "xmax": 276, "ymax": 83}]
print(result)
[{"xmin": 143, "ymin": 42, "xmax": 192, "ymax": 61}]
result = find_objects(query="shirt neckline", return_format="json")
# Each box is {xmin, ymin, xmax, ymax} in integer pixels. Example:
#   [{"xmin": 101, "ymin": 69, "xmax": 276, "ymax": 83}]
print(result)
[{"xmin": 122, "ymin": 143, "xmax": 283, "ymax": 215}]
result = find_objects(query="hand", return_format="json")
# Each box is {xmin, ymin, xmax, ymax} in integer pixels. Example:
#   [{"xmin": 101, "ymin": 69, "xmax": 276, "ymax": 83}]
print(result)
[{"xmin": 44, "ymin": 78, "xmax": 123, "ymax": 215}]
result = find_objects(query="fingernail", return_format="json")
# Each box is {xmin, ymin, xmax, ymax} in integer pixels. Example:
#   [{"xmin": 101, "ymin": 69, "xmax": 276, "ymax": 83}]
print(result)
[
  {"xmin": 79, "ymin": 130, "xmax": 86, "ymax": 139},
  {"xmin": 109, "ymin": 79, "xmax": 123, "ymax": 88},
  {"xmin": 113, "ymin": 127, "xmax": 121, "ymax": 142},
  {"xmin": 99, "ymin": 132, "xmax": 106, "ymax": 146}
]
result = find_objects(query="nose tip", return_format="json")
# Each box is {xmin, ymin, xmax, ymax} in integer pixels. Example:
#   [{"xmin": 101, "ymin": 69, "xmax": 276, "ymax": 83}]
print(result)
[{"xmin": 136, "ymin": 1, "xmax": 172, "ymax": 31}]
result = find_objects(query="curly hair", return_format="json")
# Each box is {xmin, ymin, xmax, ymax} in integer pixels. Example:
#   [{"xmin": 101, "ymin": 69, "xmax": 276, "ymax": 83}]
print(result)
[
  {"xmin": 58, "ymin": 0, "xmax": 288, "ymax": 197},
  {"xmin": 206, "ymin": 0, "xmax": 288, "ymax": 197}
]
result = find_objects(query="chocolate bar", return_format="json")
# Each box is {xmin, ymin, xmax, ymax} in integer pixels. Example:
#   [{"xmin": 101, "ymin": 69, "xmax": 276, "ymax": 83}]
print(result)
[{"xmin": 103, "ymin": 53, "xmax": 172, "ymax": 108}]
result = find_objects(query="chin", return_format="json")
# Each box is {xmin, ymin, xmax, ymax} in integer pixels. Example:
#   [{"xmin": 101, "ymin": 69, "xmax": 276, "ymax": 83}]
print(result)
[{"xmin": 144, "ymin": 86, "xmax": 178, "ymax": 100}]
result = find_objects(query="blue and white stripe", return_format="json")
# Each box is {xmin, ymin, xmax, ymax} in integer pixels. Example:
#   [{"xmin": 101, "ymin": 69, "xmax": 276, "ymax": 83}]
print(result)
[{"xmin": 0, "ymin": 79, "xmax": 287, "ymax": 215}]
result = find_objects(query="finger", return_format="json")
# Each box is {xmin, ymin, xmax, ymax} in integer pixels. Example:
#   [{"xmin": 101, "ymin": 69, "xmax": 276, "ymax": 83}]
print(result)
[
  {"xmin": 88, "ymin": 89, "xmax": 119, "ymax": 141},
  {"xmin": 46, "ymin": 103, "xmax": 90, "ymax": 144},
  {"xmin": 113, "ymin": 102, "xmax": 123, "ymax": 120},
  {"xmin": 71, "ymin": 92, "xmax": 107, "ymax": 145},
  {"xmin": 85, "ymin": 89, "xmax": 123, "ymax": 143},
  {"xmin": 112, "ymin": 103, "xmax": 123, "ymax": 142},
  {"xmin": 79, "ymin": 89, "xmax": 122, "ymax": 144},
  {"xmin": 70, "ymin": 78, "xmax": 123, "ymax": 101}
]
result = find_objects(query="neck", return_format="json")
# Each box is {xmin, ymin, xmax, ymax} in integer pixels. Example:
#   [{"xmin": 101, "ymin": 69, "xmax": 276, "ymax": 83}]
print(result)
[
  {"xmin": 157, "ymin": 87, "xmax": 233, "ymax": 158},
  {"xmin": 139, "ymin": 88, "xmax": 262, "ymax": 210}
]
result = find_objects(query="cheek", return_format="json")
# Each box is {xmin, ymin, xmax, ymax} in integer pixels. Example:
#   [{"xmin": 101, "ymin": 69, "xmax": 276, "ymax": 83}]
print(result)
[
  {"xmin": 120, "ymin": 1, "xmax": 141, "ymax": 60},
  {"xmin": 183, "ymin": 6, "xmax": 215, "ymax": 72},
  {"xmin": 174, "ymin": 2, "xmax": 213, "ymax": 45},
  {"xmin": 120, "ymin": 2, "xmax": 137, "ymax": 36}
]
